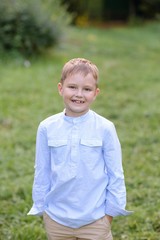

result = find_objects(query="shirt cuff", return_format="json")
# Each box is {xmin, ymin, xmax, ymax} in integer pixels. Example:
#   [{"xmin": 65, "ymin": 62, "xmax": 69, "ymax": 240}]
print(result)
[
  {"xmin": 105, "ymin": 201, "xmax": 133, "ymax": 217},
  {"xmin": 27, "ymin": 204, "xmax": 44, "ymax": 216}
]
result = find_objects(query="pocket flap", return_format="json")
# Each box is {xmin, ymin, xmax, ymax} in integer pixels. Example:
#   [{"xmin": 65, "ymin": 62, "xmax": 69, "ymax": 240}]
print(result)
[
  {"xmin": 48, "ymin": 139, "xmax": 67, "ymax": 147},
  {"xmin": 80, "ymin": 139, "xmax": 102, "ymax": 147}
]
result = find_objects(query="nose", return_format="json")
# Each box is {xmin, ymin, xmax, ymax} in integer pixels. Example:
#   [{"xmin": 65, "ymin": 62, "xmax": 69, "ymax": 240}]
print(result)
[{"xmin": 75, "ymin": 88, "xmax": 83, "ymax": 97}]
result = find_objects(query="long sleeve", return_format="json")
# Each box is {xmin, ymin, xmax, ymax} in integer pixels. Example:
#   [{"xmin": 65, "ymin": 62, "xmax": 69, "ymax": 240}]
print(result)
[
  {"xmin": 103, "ymin": 123, "xmax": 133, "ymax": 217},
  {"xmin": 27, "ymin": 123, "xmax": 51, "ymax": 216}
]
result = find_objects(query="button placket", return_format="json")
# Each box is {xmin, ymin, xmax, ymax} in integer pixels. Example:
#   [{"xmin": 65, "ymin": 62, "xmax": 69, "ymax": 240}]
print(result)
[{"xmin": 70, "ymin": 124, "xmax": 79, "ymax": 176}]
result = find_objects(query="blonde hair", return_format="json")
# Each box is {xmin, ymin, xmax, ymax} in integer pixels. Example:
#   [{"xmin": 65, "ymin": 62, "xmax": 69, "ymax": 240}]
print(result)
[{"xmin": 61, "ymin": 58, "xmax": 99, "ymax": 87}]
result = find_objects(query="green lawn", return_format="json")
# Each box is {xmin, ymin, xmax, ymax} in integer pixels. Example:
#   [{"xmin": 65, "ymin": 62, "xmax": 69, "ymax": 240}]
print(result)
[{"xmin": 0, "ymin": 22, "xmax": 160, "ymax": 239}]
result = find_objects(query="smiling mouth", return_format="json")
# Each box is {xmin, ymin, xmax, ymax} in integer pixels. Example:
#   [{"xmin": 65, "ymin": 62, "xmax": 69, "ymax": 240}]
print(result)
[{"xmin": 72, "ymin": 100, "xmax": 84, "ymax": 104}]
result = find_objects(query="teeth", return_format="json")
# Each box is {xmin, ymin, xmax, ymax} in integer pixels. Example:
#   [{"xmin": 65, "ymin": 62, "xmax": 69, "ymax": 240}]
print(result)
[{"xmin": 73, "ymin": 100, "xmax": 84, "ymax": 103}]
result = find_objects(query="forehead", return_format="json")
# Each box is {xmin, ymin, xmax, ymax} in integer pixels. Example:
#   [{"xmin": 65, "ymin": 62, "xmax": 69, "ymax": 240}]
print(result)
[{"xmin": 64, "ymin": 72, "xmax": 97, "ymax": 87}]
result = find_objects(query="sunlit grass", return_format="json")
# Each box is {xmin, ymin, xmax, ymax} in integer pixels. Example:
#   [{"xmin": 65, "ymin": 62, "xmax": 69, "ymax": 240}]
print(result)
[{"xmin": 0, "ymin": 21, "xmax": 160, "ymax": 239}]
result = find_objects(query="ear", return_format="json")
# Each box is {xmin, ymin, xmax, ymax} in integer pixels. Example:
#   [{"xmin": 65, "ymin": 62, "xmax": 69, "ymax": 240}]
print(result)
[
  {"xmin": 94, "ymin": 88, "xmax": 100, "ymax": 98},
  {"xmin": 58, "ymin": 83, "xmax": 63, "ymax": 96}
]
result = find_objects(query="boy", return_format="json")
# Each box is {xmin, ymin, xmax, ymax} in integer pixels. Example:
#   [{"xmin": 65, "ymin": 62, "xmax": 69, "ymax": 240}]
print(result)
[{"xmin": 28, "ymin": 58, "xmax": 132, "ymax": 240}]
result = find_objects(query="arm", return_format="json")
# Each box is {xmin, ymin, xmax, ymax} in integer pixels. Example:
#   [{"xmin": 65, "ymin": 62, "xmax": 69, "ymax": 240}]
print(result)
[
  {"xmin": 103, "ymin": 123, "xmax": 133, "ymax": 217},
  {"xmin": 28, "ymin": 123, "xmax": 51, "ymax": 216},
  {"xmin": 106, "ymin": 214, "xmax": 113, "ymax": 224}
]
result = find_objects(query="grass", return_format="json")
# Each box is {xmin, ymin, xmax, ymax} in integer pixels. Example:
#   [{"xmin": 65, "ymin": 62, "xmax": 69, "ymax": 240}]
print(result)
[{"xmin": 0, "ymin": 21, "xmax": 160, "ymax": 239}]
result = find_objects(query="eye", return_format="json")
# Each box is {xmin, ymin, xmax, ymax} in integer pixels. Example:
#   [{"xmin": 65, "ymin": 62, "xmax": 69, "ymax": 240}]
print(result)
[
  {"xmin": 68, "ymin": 85, "xmax": 76, "ymax": 89},
  {"xmin": 84, "ymin": 88, "xmax": 91, "ymax": 91}
]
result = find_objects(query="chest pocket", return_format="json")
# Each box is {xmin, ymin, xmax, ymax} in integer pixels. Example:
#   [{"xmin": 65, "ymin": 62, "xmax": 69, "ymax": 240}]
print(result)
[
  {"xmin": 48, "ymin": 139, "xmax": 68, "ymax": 165},
  {"xmin": 80, "ymin": 139, "xmax": 103, "ymax": 168},
  {"xmin": 80, "ymin": 139, "xmax": 102, "ymax": 147}
]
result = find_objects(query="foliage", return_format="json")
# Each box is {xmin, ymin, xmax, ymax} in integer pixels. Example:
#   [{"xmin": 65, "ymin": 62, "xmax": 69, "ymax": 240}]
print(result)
[
  {"xmin": 61, "ymin": 0, "xmax": 103, "ymax": 24},
  {"xmin": 0, "ymin": 22, "xmax": 160, "ymax": 239},
  {"xmin": 139, "ymin": 0, "xmax": 160, "ymax": 18},
  {"xmin": 61, "ymin": 0, "xmax": 160, "ymax": 22},
  {"xmin": 0, "ymin": 0, "xmax": 71, "ymax": 56}
]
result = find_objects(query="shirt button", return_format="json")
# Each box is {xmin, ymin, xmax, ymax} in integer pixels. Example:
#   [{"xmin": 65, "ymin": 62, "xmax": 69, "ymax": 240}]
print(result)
[
  {"xmin": 73, "ymin": 144, "xmax": 75, "ymax": 147},
  {"xmin": 72, "ymin": 164, "xmax": 76, "ymax": 167},
  {"xmin": 74, "ymin": 126, "xmax": 77, "ymax": 129}
]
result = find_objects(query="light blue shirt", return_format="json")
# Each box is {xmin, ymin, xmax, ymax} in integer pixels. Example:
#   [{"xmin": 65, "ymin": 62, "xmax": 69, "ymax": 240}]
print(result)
[{"xmin": 28, "ymin": 110, "xmax": 132, "ymax": 228}]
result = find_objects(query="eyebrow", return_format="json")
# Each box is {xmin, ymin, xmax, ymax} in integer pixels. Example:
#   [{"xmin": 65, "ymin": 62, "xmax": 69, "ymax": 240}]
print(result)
[
  {"xmin": 67, "ymin": 83, "xmax": 77, "ymax": 85},
  {"xmin": 67, "ymin": 83, "xmax": 94, "ymax": 88},
  {"xmin": 83, "ymin": 85, "xmax": 93, "ymax": 88}
]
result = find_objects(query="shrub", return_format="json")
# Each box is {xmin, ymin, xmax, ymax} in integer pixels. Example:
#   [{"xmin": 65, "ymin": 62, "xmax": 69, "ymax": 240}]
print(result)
[
  {"xmin": 139, "ymin": 0, "xmax": 160, "ymax": 19},
  {"xmin": 0, "ymin": 0, "xmax": 71, "ymax": 56}
]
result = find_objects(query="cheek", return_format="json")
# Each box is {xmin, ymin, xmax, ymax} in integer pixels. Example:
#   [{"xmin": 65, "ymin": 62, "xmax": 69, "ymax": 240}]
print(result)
[
  {"xmin": 63, "ymin": 91, "xmax": 72, "ymax": 100},
  {"xmin": 88, "ymin": 93, "xmax": 97, "ymax": 100}
]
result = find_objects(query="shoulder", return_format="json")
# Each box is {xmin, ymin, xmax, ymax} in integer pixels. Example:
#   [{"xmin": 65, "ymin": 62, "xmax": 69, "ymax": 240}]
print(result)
[
  {"xmin": 91, "ymin": 110, "xmax": 114, "ymax": 130},
  {"xmin": 38, "ymin": 112, "xmax": 63, "ymax": 130},
  {"xmin": 91, "ymin": 112, "xmax": 120, "ymax": 146}
]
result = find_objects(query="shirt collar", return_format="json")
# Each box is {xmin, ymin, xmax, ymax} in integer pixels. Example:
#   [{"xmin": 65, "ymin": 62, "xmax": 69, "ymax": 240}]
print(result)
[{"xmin": 63, "ymin": 109, "xmax": 92, "ymax": 123}]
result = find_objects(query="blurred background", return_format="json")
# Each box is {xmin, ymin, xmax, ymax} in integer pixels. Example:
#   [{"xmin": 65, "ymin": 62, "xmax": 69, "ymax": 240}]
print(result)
[
  {"xmin": 0, "ymin": 0, "xmax": 160, "ymax": 240},
  {"xmin": 0, "ymin": 0, "xmax": 160, "ymax": 56},
  {"xmin": 62, "ymin": 0, "xmax": 160, "ymax": 25}
]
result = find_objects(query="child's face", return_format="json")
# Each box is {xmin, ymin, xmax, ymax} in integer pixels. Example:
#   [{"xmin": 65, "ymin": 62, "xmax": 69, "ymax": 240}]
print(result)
[{"xmin": 58, "ymin": 72, "xmax": 99, "ymax": 117}]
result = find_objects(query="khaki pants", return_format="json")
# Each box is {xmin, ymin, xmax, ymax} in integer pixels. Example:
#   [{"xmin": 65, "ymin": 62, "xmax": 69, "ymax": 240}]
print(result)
[{"xmin": 43, "ymin": 211, "xmax": 113, "ymax": 240}]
